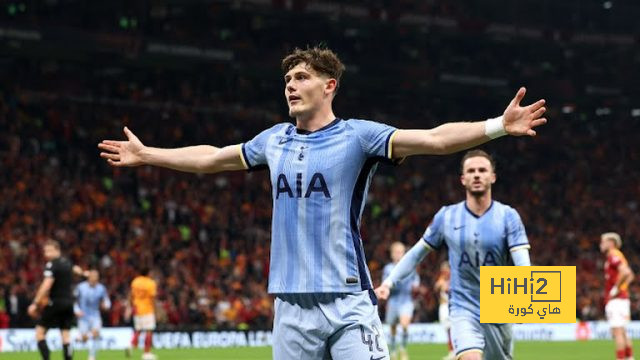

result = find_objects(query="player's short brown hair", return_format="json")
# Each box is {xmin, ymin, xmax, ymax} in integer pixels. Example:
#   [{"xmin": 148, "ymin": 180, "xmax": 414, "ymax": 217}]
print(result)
[
  {"xmin": 43, "ymin": 238, "xmax": 60, "ymax": 250},
  {"xmin": 460, "ymin": 149, "xmax": 496, "ymax": 173},
  {"xmin": 281, "ymin": 46, "xmax": 346, "ymax": 92}
]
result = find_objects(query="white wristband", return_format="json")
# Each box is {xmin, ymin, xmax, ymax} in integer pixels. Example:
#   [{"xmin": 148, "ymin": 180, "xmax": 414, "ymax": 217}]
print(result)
[{"xmin": 485, "ymin": 116, "xmax": 507, "ymax": 139}]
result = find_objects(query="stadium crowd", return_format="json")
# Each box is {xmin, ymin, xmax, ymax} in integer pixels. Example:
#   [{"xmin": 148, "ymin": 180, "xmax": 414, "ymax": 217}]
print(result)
[{"xmin": 1, "ymin": 0, "xmax": 640, "ymax": 330}]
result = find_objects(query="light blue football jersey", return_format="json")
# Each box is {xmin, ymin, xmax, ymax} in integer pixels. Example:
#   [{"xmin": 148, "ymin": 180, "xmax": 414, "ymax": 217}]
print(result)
[
  {"xmin": 74, "ymin": 281, "xmax": 110, "ymax": 317},
  {"xmin": 241, "ymin": 119, "xmax": 397, "ymax": 293},
  {"xmin": 421, "ymin": 201, "xmax": 529, "ymax": 320},
  {"xmin": 382, "ymin": 262, "xmax": 419, "ymax": 304}
]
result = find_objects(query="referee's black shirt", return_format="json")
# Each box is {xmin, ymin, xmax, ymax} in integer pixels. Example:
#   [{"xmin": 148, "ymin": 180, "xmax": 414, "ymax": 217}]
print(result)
[{"xmin": 44, "ymin": 257, "xmax": 73, "ymax": 302}]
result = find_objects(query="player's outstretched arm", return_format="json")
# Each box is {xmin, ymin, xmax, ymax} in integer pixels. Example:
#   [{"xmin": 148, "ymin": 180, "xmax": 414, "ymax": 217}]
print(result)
[
  {"xmin": 392, "ymin": 87, "xmax": 547, "ymax": 157},
  {"xmin": 98, "ymin": 127, "xmax": 246, "ymax": 173},
  {"xmin": 374, "ymin": 240, "xmax": 432, "ymax": 300},
  {"xmin": 72, "ymin": 265, "xmax": 90, "ymax": 277},
  {"xmin": 510, "ymin": 248, "xmax": 531, "ymax": 266}
]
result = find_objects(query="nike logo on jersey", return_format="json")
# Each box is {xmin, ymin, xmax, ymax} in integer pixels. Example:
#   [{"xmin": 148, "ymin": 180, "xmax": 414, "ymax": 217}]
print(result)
[
  {"xmin": 453, "ymin": 225, "xmax": 465, "ymax": 230},
  {"xmin": 370, "ymin": 356, "xmax": 386, "ymax": 360},
  {"xmin": 279, "ymin": 138, "xmax": 293, "ymax": 145}
]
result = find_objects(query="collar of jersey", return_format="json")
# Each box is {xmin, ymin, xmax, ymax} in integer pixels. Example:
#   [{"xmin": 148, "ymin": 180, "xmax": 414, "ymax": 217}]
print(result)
[
  {"xmin": 464, "ymin": 200, "xmax": 494, "ymax": 218},
  {"xmin": 295, "ymin": 118, "xmax": 341, "ymax": 135}
]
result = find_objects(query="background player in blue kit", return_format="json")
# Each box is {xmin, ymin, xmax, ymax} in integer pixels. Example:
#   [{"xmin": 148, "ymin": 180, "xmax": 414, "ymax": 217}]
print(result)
[
  {"xmin": 382, "ymin": 242, "xmax": 419, "ymax": 360},
  {"xmin": 98, "ymin": 47, "xmax": 546, "ymax": 359},
  {"xmin": 376, "ymin": 150, "xmax": 532, "ymax": 360},
  {"xmin": 74, "ymin": 269, "xmax": 111, "ymax": 360}
]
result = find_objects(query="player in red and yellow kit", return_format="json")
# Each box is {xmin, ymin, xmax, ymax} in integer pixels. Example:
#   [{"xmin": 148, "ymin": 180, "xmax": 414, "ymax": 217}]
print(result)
[
  {"xmin": 601, "ymin": 232, "xmax": 635, "ymax": 360},
  {"xmin": 127, "ymin": 267, "xmax": 157, "ymax": 360}
]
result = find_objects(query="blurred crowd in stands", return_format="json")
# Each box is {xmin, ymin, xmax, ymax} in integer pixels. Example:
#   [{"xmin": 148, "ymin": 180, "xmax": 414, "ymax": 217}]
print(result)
[{"xmin": 1, "ymin": 0, "xmax": 640, "ymax": 329}]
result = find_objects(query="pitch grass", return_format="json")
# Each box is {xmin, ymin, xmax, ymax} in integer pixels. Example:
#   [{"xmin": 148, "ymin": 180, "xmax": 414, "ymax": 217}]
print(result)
[{"xmin": 1, "ymin": 340, "xmax": 630, "ymax": 359}]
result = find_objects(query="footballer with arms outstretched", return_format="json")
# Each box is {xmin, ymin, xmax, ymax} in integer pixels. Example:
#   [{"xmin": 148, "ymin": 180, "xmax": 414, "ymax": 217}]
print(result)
[{"xmin": 99, "ymin": 47, "xmax": 546, "ymax": 359}]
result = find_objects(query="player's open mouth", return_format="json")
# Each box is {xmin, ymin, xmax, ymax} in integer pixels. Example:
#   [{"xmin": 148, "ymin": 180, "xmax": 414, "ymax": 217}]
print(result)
[{"xmin": 288, "ymin": 95, "xmax": 301, "ymax": 104}]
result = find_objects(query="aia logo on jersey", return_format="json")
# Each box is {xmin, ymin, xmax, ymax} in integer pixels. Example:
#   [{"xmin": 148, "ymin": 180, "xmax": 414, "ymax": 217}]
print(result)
[
  {"xmin": 459, "ymin": 250, "xmax": 497, "ymax": 268},
  {"xmin": 276, "ymin": 173, "xmax": 331, "ymax": 199}
]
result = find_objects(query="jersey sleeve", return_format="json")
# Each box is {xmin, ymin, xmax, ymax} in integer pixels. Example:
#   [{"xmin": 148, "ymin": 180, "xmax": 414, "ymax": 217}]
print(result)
[
  {"xmin": 73, "ymin": 287, "xmax": 81, "ymax": 314},
  {"xmin": 149, "ymin": 280, "xmax": 157, "ymax": 298},
  {"xmin": 609, "ymin": 253, "xmax": 623, "ymax": 267},
  {"xmin": 241, "ymin": 124, "xmax": 286, "ymax": 170},
  {"xmin": 44, "ymin": 261, "xmax": 54, "ymax": 278},
  {"xmin": 382, "ymin": 264, "xmax": 391, "ymax": 282},
  {"xmin": 506, "ymin": 207, "xmax": 530, "ymax": 251},
  {"xmin": 101, "ymin": 285, "xmax": 112, "ymax": 309},
  {"xmin": 386, "ymin": 241, "xmax": 430, "ymax": 287},
  {"xmin": 349, "ymin": 120, "xmax": 397, "ymax": 159},
  {"xmin": 421, "ymin": 207, "xmax": 446, "ymax": 250}
]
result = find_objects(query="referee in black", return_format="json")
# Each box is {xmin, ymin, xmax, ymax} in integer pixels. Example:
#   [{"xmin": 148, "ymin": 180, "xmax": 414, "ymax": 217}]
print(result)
[{"xmin": 28, "ymin": 239, "xmax": 87, "ymax": 360}]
